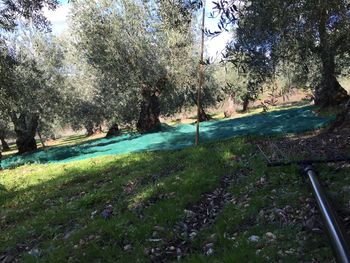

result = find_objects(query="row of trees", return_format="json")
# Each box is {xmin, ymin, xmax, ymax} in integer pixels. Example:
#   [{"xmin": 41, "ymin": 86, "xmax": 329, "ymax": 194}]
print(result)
[
  {"xmin": 0, "ymin": 0, "xmax": 221, "ymax": 154},
  {"xmin": 1, "ymin": 0, "xmax": 349, "ymax": 154},
  {"xmin": 214, "ymin": 0, "xmax": 350, "ymax": 108}
]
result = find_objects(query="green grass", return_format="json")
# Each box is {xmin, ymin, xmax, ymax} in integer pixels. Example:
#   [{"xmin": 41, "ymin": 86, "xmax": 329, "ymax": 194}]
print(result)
[{"xmin": 1, "ymin": 135, "xmax": 349, "ymax": 262}]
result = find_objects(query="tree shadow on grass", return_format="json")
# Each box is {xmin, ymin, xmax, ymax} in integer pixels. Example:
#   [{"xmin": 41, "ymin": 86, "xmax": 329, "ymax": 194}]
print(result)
[
  {"xmin": 0, "ymin": 183, "xmax": 7, "ymax": 192},
  {"xmin": 0, "ymin": 143, "xmax": 232, "ymax": 262},
  {"xmin": 1, "ymin": 106, "xmax": 333, "ymax": 169}
]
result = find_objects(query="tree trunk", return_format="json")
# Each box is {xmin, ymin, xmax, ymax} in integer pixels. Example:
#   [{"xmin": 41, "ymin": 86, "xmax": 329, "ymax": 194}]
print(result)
[
  {"xmin": 37, "ymin": 129, "xmax": 46, "ymax": 148},
  {"xmin": 242, "ymin": 96, "xmax": 250, "ymax": 112},
  {"xmin": 329, "ymin": 99, "xmax": 350, "ymax": 131},
  {"xmin": 137, "ymin": 84, "xmax": 161, "ymax": 133},
  {"xmin": 198, "ymin": 106, "xmax": 210, "ymax": 122},
  {"xmin": 315, "ymin": 9, "xmax": 349, "ymax": 106},
  {"xmin": 191, "ymin": 94, "xmax": 211, "ymax": 122},
  {"xmin": 11, "ymin": 113, "xmax": 38, "ymax": 154},
  {"xmin": 0, "ymin": 129, "xmax": 10, "ymax": 151},
  {"xmin": 85, "ymin": 121, "xmax": 98, "ymax": 136},
  {"xmin": 224, "ymin": 95, "xmax": 236, "ymax": 118},
  {"xmin": 106, "ymin": 123, "xmax": 120, "ymax": 137},
  {"xmin": 0, "ymin": 137, "xmax": 10, "ymax": 151},
  {"xmin": 314, "ymin": 54, "xmax": 349, "ymax": 106}
]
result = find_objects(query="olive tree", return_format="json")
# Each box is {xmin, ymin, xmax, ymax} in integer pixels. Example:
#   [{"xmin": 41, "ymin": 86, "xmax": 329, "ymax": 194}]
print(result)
[
  {"xmin": 212, "ymin": 0, "xmax": 350, "ymax": 107},
  {"xmin": 0, "ymin": 33, "xmax": 65, "ymax": 153}
]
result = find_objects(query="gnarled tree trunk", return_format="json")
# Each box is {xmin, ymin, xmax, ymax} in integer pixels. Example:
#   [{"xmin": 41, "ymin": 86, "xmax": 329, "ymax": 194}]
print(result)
[
  {"xmin": 329, "ymin": 99, "xmax": 350, "ymax": 131},
  {"xmin": 106, "ymin": 123, "xmax": 120, "ymax": 137},
  {"xmin": 314, "ymin": 54, "xmax": 349, "ymax": 106},
  {"xmin": 242, "ymin": 96, "xmax": 250, "ymax": 112},
  {"xmin": 0, "ymin": 130, "xmax": 10, "ymax": 151},
  {"xmin": 37, "ymin": 129, "xmax": 46, "ymax": 148},
  {"xmin": 85, "ymin": 121, "xmax": 101, "ymax": 136},
  {"xmin": 137, "ymin": 84, "xmax": 161, "ymax": 133},
  {"xmin": 11, "ymin": 113, "xmax": 38, "ymax": 154},
  {"xmin": 315, "ymin": 11, "xmax": 349, "ymax": 106},
  {"xmin": 191, "ymin": 94, "xmax": 211, "ymax": 122},
  {"xmin": 224, "ymin": 95, "xmax": 236, "ymax": 118},
  {"xmin": 0, "ymin": 137, "xmax": 10, "ymax": 151},
  {"xmin": 197, "ymin": 106, "xmax": 210, "ymax": 122}
]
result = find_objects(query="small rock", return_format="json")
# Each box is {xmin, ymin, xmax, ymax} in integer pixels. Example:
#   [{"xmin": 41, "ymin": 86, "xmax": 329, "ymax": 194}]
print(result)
[
  {"xmin": 154, "ymin": 226, "xmax": 165, "ymax": 232},
  {"xmin": 28, "ymin": 248, "xmax": 41, "ymax": 258},
  {"xmin": 248, "ymin": 235, "xmax": 260, "ymax": 242},
  {"xmin": 204, "ymin": 243, "xmax": 214, "ymax": 249},
  {"xmin": 90, "ymin": 210, "xmax": 98, "ymax": 219},
  {"xmin": 123, "ymin": 244, "xmax": 132, "ymax": 251},
  {"xmin": 64, "ymin": 230, "xmax": 74, "ymax": 240},
  {"xmin": 312, "ymin": 227, "xmax": 323, "ymax": 234},
  {"xmin": 259, "ymin": 177, "xmax": 266, "ymax": 185},
  {"xmin": 146, "ymin": 238, "xmax": 162, "ymax": 242},
  {"xmin": 184, "ymin": 209, "xmax": 196, "ymax": 218},
  {"xmin": 205, "ymin": 247, "xmax": 214, "ymax": 256},
  {"xmin": 265, "ymin": 232, "xmax": 276, "ymax": 240},
  {"xmin": 101, "ymin": 205, "xmax": 113, "ymax": 219},
  {"xmin": 189, "ymin": 232, "xmax": 197, "ymax": 239}
]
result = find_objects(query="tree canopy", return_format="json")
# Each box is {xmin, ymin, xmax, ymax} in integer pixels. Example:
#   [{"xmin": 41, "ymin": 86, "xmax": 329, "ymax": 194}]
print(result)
[{"xmin": 214, "ymin": 0, "xmax": 350, "ymax": 106}]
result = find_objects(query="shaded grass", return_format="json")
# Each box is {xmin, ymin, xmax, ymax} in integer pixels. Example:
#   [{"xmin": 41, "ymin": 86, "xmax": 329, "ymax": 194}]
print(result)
[
  {"xmin": 0, "ymin": 139, "xmax": 244, "ymax": 262},
  {"xmin": 1, "ymin": 135, "xmax": 349, "ymax": 262}
]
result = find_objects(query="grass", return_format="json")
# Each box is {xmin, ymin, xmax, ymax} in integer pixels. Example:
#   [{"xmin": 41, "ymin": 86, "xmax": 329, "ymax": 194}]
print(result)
[{"xmin": 1, "ymin": 133, "xmax": 349, "ymax": 262}]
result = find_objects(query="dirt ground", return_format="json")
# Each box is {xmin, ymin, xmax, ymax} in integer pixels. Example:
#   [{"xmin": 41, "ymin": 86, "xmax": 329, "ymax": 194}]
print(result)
[{"xmin": 161, "ymin": 88, "xmax": 313, "ymax": 125}]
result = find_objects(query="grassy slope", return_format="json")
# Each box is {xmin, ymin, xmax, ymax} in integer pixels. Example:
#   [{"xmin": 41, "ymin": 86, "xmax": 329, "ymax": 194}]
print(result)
[{"xmin": 1, "ymin": 135, "xmax": 349, "ymax": 262}]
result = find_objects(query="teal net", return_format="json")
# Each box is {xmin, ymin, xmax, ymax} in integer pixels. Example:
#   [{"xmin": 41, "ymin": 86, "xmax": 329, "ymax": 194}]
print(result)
[{"xmin": 1, "ymin": 106, "xmax": 334, "ymax": 169}]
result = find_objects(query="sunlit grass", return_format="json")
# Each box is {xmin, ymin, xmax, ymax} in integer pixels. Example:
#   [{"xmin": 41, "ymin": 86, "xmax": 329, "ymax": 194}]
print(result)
[
  {"xmin": 1, "ymin": 133, "xmax": 347, "ymax": 262},
  {"xmin": 0, "ymin": 103, "xmax": 346, "ymax": 262}
]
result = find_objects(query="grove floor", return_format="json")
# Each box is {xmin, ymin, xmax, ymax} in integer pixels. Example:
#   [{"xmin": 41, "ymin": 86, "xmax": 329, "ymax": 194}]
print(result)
[{"xmin": 1, "ymin": 131, "xmax": 350, "ymax": 262}]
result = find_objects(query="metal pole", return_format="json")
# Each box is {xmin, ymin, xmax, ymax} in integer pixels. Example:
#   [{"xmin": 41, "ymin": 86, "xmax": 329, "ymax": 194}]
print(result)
[
  {"xmin": 195, "ymin": 0, "xmax": 206, "ymax": 146},
  {"xmin": 303, "ymin": 165, "xmax": 350, "ymax": 263},
  {"xmin": 267, "ymin": 157, "xmax": 350, "ymax": 167}
]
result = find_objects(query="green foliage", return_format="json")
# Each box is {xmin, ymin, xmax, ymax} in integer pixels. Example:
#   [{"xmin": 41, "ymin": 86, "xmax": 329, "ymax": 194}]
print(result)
[
  {"xmin": 67, "ymin": 0, "xmax": 168, "ymax": 126},
  {"xmin": 0, "ymin": 32, "xmax": 66, "ymax": 127},
  {"xmin": 0, "ymin": 0, "xmax": 58, "ymax": 32},
  {"xmin": 66, "ymin": 0, "xmax": 220, "ymax": 126},
  {"xmin": 214, "ymin": 0, "xmax": 350, "ymax": 106}
]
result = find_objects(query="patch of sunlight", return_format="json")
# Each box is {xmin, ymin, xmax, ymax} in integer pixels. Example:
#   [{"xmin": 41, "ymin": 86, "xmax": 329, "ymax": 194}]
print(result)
[
  {"xmin": 128, "ymin": 182, "xmax": 165, "ymax": 209},
  {"xmin": 0, "ymin": 164, "xmax": 64, "ymax": 191},
  {"xmin": 0, "ymin": 156, "xmax": 97, "ymax": 190},
  {"xmin": 339, "ymin": 77, "xmax": 350, "ymax": 93}
]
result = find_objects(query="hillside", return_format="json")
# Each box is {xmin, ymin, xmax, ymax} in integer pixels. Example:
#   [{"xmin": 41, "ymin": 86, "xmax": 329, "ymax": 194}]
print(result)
[{"xmin": 1, "ymin": 128, "xmax": 350, "ymax": 262}]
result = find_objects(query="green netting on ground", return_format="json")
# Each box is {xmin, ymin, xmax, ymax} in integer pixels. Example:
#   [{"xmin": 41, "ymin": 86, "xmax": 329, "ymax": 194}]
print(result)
[{"xmin": 1, "ymin": 106, "xmax": 334, "ymax": 169}]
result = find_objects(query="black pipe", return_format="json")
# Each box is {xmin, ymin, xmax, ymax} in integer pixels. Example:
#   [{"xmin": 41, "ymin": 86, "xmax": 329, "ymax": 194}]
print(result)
[
  {"xmin": 267, "ymin": 157, "xmax": 350, "ymax": 167},
  {"xmin": 303, "ymin": 165, "xmax": 350, "ymax": 263}
]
